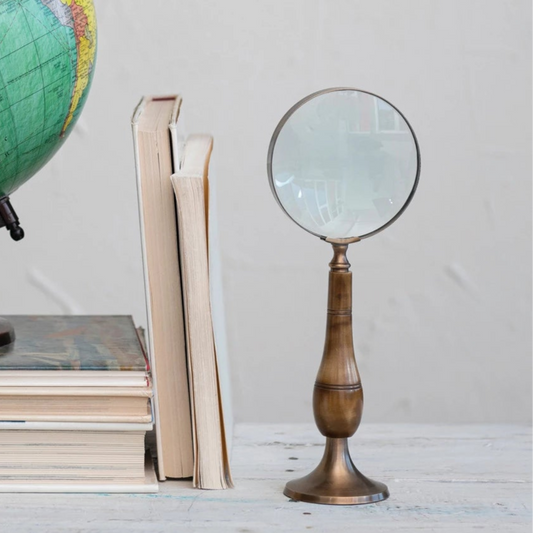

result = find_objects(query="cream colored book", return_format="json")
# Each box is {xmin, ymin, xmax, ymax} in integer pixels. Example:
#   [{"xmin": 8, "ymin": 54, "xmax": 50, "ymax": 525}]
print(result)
[
  {"xmin": 0, "ymin": 374, "xmax": 147, "ymax": 387},
  {"xmin": 0, "ymin": 423, "xmax": 157, "ymax": 493},
  {"xmin": 0, "ymin": 421, "xmax": 153, "ymax": 431},
  {"xmin": 0, "ymin": 454, "xmax": 158, "ymax": 493},
  {"xmin": 171, "ymin": 135, "xmax": 232, "ymax": 489},
  {"xmin": 0, "ymin": 428, "xmax": 151, "ymax": 481},
  {"xmin": 132, "ymin": 95, "xmax": 193, "ymax": 480},
  {"xmin": 0, "ymin": 386, "xmax": 152, "ymax": 422}
]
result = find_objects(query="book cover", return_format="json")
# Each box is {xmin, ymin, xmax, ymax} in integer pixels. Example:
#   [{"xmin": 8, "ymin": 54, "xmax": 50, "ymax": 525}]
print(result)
[{"xmin": 0, "ymin": 316, "xmax": 147, "ymax": 372}]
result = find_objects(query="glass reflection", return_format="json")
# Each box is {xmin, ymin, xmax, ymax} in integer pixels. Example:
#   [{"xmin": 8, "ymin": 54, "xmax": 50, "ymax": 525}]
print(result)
[{"xmin": 271, "ymin": 90, "xmax": 418, "ymax": 238}]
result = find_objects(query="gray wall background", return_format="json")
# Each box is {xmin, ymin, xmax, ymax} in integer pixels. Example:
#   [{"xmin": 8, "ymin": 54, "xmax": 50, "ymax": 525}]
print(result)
[{"xmin": 1, "ymin": 0, "xmax": 531, "ymax": 424}]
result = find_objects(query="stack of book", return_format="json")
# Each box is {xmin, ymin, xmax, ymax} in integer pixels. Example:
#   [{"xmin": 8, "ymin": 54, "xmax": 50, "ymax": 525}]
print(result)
[
  {"xmin": 0, "ymin": 315, "xmax": 156, "ymax": 493},
  {"xmin": 132, "ymin": 95, "xmax": 233, "ymax": 489},
  {"xmin": 0, "ymin": 93, "xmax": 232, "ymax": 493}
]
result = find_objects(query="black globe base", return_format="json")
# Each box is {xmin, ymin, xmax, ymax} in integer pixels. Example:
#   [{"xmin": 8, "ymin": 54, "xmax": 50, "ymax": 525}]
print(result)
[
  {"xmin": 0, "ymin": 196, "xmax": 24, "ymax": 241},
  {"xmin": 0, "ymin": 318, "xmax": 15, "ymax": 347}
]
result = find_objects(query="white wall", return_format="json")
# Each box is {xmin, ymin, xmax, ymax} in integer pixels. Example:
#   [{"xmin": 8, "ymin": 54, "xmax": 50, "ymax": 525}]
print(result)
[{"xmin": 1, "ymin": 0, "xmax": 530, "ymax": 424}]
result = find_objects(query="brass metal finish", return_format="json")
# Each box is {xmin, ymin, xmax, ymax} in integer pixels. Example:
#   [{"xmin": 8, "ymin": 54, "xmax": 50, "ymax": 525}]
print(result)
[
  {"xmin": 0, "ymin": 317, "xmax": 15, "ymax": 347},
  {"xmin": 324, "ymin": 236, "xmax": 361, "ymax": 245},
  {"xmin": 284, "ymin": 243, "xmax": 389, "ymax": 505}
]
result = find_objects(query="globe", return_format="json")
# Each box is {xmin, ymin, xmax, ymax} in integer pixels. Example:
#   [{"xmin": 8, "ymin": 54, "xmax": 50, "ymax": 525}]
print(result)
[
  {"xmin": 0, "ymin": 0, "xmax": 96, "ymax": 342},
  {"xmin": 0, "ymin": 0, "xmax": 97, "ymax": 239}
]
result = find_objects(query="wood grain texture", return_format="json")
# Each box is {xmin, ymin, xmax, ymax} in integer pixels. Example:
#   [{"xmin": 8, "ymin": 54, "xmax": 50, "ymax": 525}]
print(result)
[{"xmin": 0, "ymin": 423, "xmax": 530, "ymax": 532}]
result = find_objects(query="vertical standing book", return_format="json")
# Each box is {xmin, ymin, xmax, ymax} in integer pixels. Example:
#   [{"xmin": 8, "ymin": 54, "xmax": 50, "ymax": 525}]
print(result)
[{"xmin": 132, "ymin": 96, "xmax": 194, "ymax": 480}]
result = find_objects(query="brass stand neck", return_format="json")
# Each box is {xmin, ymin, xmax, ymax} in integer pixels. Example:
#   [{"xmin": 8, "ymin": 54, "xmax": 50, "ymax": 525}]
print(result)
[
  {"xmin": 320, "ymin": 438, "xmax": 358, "ymax": 477},
  {"xmin": 329, "ymin": 243, "xmax": 351, "ymax": 272}
]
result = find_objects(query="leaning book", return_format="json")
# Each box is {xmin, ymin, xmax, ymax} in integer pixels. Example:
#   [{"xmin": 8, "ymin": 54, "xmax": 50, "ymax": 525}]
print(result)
[
  {"xmin": 172, "ymin": 135, "xmax": 233, "ymax": 489},
  {"xmin": 0, "ymin": 315, "xmax": 157, "ymax": 493}
]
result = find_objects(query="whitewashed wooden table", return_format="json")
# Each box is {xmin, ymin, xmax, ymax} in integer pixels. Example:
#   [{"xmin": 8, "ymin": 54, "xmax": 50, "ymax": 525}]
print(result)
[{"xmin": 0, "ymin": 424, "xmax": 530, "ymax": 532}]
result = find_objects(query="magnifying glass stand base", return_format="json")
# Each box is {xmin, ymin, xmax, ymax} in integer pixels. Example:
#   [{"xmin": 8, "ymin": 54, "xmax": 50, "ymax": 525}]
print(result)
[{"xmin": 284, "ymin": 437, "xmax": 389, "ymax": 505}]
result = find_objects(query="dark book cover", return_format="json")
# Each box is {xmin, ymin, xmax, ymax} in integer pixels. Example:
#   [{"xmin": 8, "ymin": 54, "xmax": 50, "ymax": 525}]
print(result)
[{"xmin": 0, "ymin": 316, "xmax": 147, "ymax": 372}]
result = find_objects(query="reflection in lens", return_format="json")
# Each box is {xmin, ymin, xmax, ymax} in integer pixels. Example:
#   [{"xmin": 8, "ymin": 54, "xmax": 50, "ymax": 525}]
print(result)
[{"xmin": 270, "ymin": 89, "xmax": 419, "ymax": 239}]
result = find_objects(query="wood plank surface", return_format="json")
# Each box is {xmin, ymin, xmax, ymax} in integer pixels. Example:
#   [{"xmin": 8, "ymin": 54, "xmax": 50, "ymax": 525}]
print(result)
[{"xmin": 0, "ymin": 424, "xmax": 530, "ymax": 532}]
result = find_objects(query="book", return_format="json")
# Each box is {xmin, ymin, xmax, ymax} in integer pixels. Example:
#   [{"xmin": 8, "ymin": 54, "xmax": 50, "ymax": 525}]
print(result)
[
  {"xmin": 0, "ymin": 454, "xmax": 158, "ymax": 493},
  {"xmin": 172, "ymin": 134, "xmax": 233, "ymax": 489},
  {"xmin": 0, "ymin": 317, "xmax": 152, "ymax": 422},
  {"xmin": 0, "ymin": 386, "xmax": 152, "ymax": 423},
  {"xmin": 0, "ymin": 425, "xmax": 156, "ymax": 493},
  {"xmin": 0, "ymin": 316, "xmax": 148, "ymax": 387},
  {"xmin": 0, "ymin": 315, "xmax": 156, "ymax": 492},
  {"xmin": 0, "ymin": 421, "xmax": 153, "ymax": 431},
  {"xmin": 132, "ymin": 95, "xmax": 193, "ymax": 480}
]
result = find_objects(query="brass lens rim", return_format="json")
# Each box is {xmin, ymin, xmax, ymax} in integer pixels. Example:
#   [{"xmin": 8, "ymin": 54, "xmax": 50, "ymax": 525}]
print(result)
[{"xmin": 267, "ymin": 87, "xmax": 421, "ymax": 240}]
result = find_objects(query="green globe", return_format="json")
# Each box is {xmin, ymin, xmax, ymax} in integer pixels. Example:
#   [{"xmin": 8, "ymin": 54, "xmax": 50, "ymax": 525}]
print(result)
[{"xmin": 0, "ymin": 0, "xmax": 97, "ymax": 200}]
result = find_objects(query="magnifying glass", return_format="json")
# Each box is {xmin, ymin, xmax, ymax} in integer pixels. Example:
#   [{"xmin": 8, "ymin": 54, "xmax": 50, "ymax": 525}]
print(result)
[{"xmin": 267, "ymin": 87, "xmax": 420, "ymax": 505}]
